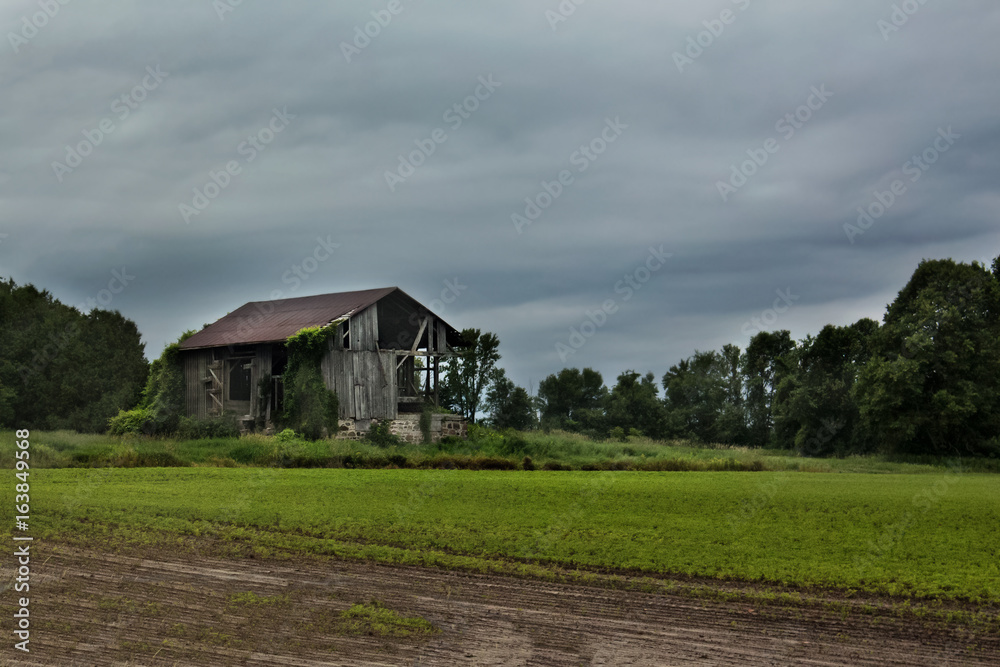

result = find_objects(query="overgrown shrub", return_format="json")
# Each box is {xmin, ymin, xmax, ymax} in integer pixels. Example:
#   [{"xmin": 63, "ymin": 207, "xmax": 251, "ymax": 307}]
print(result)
[
  {"xmin": 283, "ymin": 326, "xmax": 339, "ymax": 440},
  {"xmin": 502, "ymin": 429, "xmax": 529, "ymax": 455},
  {"xmin": 365, "ymin": 422, "xmax": 402, "ymax": 448},
  {"xmin": 466, "ymin": 423, "xmax": 503, "ymax": 446},
  {"xmin": 419, "ymin": 404, "xmax": 433, "ymax": 444},
  {"xmin": 107, "ymin": 407, "xmax": 154, "ymax": 436},
  {"xmin": 274, "ymin": 428, "xmax": 301, "ymax": 442},
  {"xmin": 138, "ymin": 332, "xmax": 194, "ymax": 435}
]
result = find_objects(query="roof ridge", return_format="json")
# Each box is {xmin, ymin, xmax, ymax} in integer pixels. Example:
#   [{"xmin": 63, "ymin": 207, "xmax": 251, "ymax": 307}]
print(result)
[
  {"xmin": 242, "ymin": 286, "xmax": 398, "ymax": 307},
  {"xmin": 178, "ymin": 286, "xmax": 411, "ymax": 350}
]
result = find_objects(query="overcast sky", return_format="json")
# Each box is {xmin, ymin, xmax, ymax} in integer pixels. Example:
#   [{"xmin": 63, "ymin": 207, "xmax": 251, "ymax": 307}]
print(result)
[{"xmin": 3, "ymin": 1, "xmax": 999, "ymax": 393}]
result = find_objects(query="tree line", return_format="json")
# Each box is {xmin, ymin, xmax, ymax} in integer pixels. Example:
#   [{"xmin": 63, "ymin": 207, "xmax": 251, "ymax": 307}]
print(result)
[
  {"xmin": 464, "ymin": 256, "xmax": 1000, "ymax": 458},
  {"xmin": 3, "ymin": 253, "xmax": 998, "ymax": 458},
  {"xmin": 0, "ymin": 279, "xmax": 148, "ymax": 432}
]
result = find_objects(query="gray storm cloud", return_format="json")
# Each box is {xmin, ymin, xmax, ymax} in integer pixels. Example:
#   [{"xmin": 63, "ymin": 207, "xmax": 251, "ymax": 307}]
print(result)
[{"xmin": 2, "ymin": 0, "xmax": 998, "ymax": 390}]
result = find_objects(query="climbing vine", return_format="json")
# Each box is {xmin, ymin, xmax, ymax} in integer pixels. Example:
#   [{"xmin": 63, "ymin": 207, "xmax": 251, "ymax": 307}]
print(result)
[{"xmin": 282, "ymin": 325, "xmax": 339, "ymax": 440}]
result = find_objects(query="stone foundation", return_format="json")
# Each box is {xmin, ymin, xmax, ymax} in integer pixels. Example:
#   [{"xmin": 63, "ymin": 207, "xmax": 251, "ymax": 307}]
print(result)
[{"xmin": 337, "ymin": 414, "xmax": 467, "ymax": 444}]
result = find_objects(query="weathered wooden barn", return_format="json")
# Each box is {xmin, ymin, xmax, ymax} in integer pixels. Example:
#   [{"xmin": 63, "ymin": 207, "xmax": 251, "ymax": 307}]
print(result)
[{"xmin": 178, "ymin": 287, "xmax": 462, "ymax": 425}]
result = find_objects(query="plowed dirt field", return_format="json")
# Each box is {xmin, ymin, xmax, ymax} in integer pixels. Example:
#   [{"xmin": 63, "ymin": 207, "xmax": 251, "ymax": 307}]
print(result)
[{"xmin": 3, "ymin": 542, "xmax": 997, "ymax": 666}]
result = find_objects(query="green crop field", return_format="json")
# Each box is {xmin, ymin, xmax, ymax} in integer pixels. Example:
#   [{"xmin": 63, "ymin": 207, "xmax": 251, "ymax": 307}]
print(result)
[{"xmin": 12, "ymin": 467, "xmax": 999, "ymax": 603}]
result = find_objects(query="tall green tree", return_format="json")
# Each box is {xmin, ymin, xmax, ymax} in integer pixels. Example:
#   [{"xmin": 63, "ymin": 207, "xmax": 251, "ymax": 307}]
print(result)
[
  {"xmin": 854, "ymin": 258, "xmax": 1000, "ymax": 456},
  {"xmin": 441, "ymin": 328, "xmax": 501, "ymax": 422},
  {"xmin": 717, "ymin": 343, "xmax": 748, "ymax": 444},
  {"xmin": 606, "ymin": 370, "xmax": 665, "ymax": 439},
  {"xmin": 662, "ymin": 347, "xmax": 747, "ymax": 444},
  {"xmin": 484, "ymin": 369, "xmax": 537, "ymax": 431},
  {"xmin": 742, "ymin": 330, "xmax": 796, "ymax": 447},
  {"xmin": 537, "ymin": 367, "xmax": 607, "ymax": 432},
  {"xmin": 772, "ymin": 319, "xmax": 878, "ymax": 456}
]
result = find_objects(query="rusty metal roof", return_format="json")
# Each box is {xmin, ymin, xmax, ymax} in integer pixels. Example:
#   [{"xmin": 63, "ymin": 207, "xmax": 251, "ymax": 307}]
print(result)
[{"xmin": 179, "ymin": 287, "xmax": 398, "ymax": 350}]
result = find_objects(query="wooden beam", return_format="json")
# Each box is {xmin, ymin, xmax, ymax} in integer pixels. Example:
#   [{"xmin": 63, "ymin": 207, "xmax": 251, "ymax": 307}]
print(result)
[
  {"xmin": 396, "ymin": 349, "xmax": 447, "ymax": 370},
  {"xmin": 433, "ymin": 355, "xmax": 439, "ymax": 406},
  {"xmin": 411, "ymin": 317, "xmax": 428, "ymax": 354}
]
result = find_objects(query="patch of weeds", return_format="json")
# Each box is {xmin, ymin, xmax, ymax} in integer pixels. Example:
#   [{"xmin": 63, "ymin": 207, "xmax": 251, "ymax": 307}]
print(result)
[
  {"xmin": 167, "ymin": 623, "xmax": 187, "ymax": 637},
  {"xmin": 366, "ymin": 422, "xmax": 403, "ymax": 448},
  {"xmin": 338, "ymin": 599, "xmax": 438, "ymax": 637},
  {"xmin": 119, "ymin": 639, "xmax": 154, "ymax": 653},
  {"xmin": 196, "ymin": 627, "xmax": 242, "ymax": 647},
  {"xmin": 226, "ymin": 590, "xmax": 290, "ymax": 609},
  {"xmin": 141, "ymin": 602, "xmax": 164, "ymax": 616},
  {"xmin": 97, "ymin": 596, "xmax": 135, "ymax": 612}
]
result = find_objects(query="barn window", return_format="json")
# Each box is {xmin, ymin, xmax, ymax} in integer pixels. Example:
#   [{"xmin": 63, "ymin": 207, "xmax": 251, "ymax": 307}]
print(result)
[
  {"xmin": 229, "ymin": 361, "xmax": 252, "ymax": 402},
  {"xmin": 342, "ymin": 319, "xmax": 351, "ymax": 350}
]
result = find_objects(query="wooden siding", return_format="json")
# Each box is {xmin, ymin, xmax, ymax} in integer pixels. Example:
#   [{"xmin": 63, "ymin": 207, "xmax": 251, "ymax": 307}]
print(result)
[
  {"xmin": 249, "ymin": 343, "xmax": 272, "ymax": 421},
  {"xmin": 324, "ymin": 348, "xmax": 397, "ymax": 420},
  {"xmin": 183, "ymin": 349, "xmax": 212, "ymax": 418},
  {"xmin": 351, "ymin": 306, "xmax": 379, "ymax": 351},
  {"xmin": 436, "ymin": 320, "xmax": 447, "ymax": 353}
]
